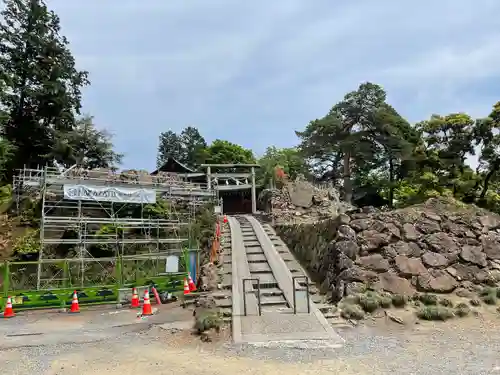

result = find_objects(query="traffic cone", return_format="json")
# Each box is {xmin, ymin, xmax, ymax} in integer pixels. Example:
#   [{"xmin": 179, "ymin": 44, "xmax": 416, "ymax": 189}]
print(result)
[
  {"xmin": 130, "ymin": 287, "xmax": 140, "ymax": 308},
  {"xmin": 141, "ymin": 290, "xmax": 153, "ymax": 316},
  {"xmin": 3, "ymin": 297, "xmax": 15, "ymax": 318},
  {"xmin": 223, "ymin": 215, "xmax": 228, "ymax": 223},
  {"xmin": 69, "ymin": 290, "xmax": 80, "ymax": 313},
  {"xmin": 183, "ymin": 278, "xmax": 190, "ymax": 295},
  {"xmin": 188, "ymin": 273, "xmax": 197, "ymax": 292}
]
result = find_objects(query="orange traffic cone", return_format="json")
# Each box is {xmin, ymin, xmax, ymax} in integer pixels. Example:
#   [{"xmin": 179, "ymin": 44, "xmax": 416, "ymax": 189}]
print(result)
[
  {"xmin": 141, "ymin": 290, "xmax": 153, "ymax": 316},
  {"xmin": 188, "ymin": 273, "xmax": 197, "ymax": 292},
  {"xmin": 130, "ymin": 287, "xmax": 139, "ymax": 308},
  {"xmin": 183, "ymin": 278, "xmax": 190, "ymax": 295},
  {"xmin": 69, "ymin": 290, "xmax": 80, "ymax": 313},
  {"xmin": 223, "ymin": 215, "xmax": 228, "ymax": 223},
  {"xmin": 3, "ymin": 296, "xmax": 15, "ymax": 318}
]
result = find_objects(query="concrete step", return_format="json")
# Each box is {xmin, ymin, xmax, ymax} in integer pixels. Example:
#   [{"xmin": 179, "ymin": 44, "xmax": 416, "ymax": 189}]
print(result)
[
  {"xmin": 244, "ymin": 241, "xmax": 261, "ymax": 247},
  {"xmin": 248, "ymin": 262, "xmax": 272, "ymax": 273},
  {"xmin": 259, "ymin": 287, "xmax": 283, "ymax": 297},
  {"xmin": 215, "ymin": 298, "xmax": 232, "ymax": 308},
  {"xmin": 260, "ymin": 295, "xmax": 288, "ymax": 306},
  {"xmin": 247, "ymin": 253, "xmax": 267, "ymax": 262},
  {"xmin": 245, "ymin": 247, "xmax": 264, "ymax": 255}
]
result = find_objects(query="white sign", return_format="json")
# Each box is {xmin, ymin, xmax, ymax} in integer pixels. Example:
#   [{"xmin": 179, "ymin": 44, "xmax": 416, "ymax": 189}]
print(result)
[
  {"xmin": 63, "ymin": 184, "xmax": 156, "ymax": 204},
  {"xmin": 214, "ymin": 205, "xmax": 221, "ymax": 213},
  {"xmin": 166, "ymin": 255, "xmax": 179, "ymax": 273}
]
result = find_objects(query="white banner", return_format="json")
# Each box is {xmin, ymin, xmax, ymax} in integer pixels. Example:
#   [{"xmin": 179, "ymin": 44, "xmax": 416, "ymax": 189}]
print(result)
[{"xmin": 63, "ymin": 184, "xmax": 156, "ymax": 204}]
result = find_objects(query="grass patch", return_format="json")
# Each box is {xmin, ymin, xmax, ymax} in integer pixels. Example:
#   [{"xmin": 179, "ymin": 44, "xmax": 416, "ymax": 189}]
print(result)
[
  {"xmin": 357, "ymin": 293, "xmax": 381, "ymax": 313},
  {"xmin": 419, "ymin": 294, "xmax": 438, "ymax": 306},
  {"xmin": 391, "ymin": 294, "xmax": 408, "ymax": 308},
  {"xmin": 438, "ymin": 298, "xmax": 454, "ymax": 307},
  {"xmin": 341, "ymin": 304, "xmax": 365, "ymax": 320},
  {"xmin": 193, "ymin": 309, "xmax": 222, "ymax": 333},
  {"xmin": 455, "ymin": 303, "xmax": 470, "ymax": 317},
  {"xmin": 482, "ymin": 293, "xmax": 497, "ymax": 305},
  {"xmin": 379, "ymin": 293, "xmax": 392, "ymax": 308},
  {"xmin": 416, "ymin": 306, "xmax": 454, "ymax": 321}
]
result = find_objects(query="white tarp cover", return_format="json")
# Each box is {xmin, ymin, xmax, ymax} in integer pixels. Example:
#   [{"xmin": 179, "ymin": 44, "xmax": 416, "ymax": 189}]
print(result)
[{"xmin": 63, "ymin": 184, "xmax": 156, "ymax": 204}]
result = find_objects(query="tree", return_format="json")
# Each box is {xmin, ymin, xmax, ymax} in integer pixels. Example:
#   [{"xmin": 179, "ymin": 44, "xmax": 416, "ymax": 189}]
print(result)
[
  {"xmin": 0, "ymin": 0, "xmax": 89, "ymax": 176},
  {"xmin": 473, "ymin": 102, "xmax": 500, "ymax": 202},
  {"xmin": 157, "ymin": 126, "xmax": 207, "ymax": 169},
  {"xmin": 257, "ymin": 146, "xmax": 309, "ymax": 186},
  {"xmin": 204, "ymin": 139, "xmax": 255, "ymax": 165},
  {"xmin": 297, "ymin": 82, "xmax": 390, "ymax": 203},
  {"xmin": 51, "ymin": 115, "xmax": 123, "ymax": 169},
  {"xmin": 178, "ymin": 126, "xmax": 207, "ymax": 169}
]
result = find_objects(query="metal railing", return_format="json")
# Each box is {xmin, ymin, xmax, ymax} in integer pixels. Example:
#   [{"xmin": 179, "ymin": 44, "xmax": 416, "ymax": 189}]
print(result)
[
  {"xmin": 292, "ymin": 275, "xmax": 310, "ymax": 314},
  {"xmin": 242, "ymin": 278, "xmax": 261, "ymax": 316}
]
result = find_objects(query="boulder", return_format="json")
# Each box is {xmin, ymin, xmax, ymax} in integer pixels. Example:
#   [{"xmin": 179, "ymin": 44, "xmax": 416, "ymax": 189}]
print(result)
[
  {"xmin": 422, "ymin": 252, "xmax": 449, "ymax": 268},
  {"xmin": 356, "ymin": 254, "xmax": 390, "ymax": 273},
  {"xmin": 394, "ymin": 255, "xmax": 427, "ymax": 277},
  {"xmin": 417, "ymin": 269, "xmax": 458, "ymax": 293},
  {"xmin": 460, "ymin": 245, "xmax": 487, "ymax": 267}
]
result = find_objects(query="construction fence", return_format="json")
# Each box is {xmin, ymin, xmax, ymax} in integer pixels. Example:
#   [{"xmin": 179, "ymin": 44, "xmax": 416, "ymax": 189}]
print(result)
[{"xmin": 0, "ymin": 252, "xmax": 199, "ymax": 311}]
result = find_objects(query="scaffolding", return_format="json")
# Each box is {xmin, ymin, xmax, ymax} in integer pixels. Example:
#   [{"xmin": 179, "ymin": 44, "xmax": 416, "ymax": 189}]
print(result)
[{"xmin": 13, "ymin": 165, "xmax": 216, "ymax": 290}]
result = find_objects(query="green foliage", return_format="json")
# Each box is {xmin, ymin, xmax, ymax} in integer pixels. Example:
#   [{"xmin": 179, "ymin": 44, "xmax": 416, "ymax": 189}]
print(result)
[
  {"xmin": 455, "ymin": 303, "xmax": 471, "ymax": 317},
  {"xmin": 416, "ymin": 306, "xmax": 454, "ymax": 321},
  {"xmin": 340, "ymin": 303, "xmax": 365, "ymax": 320},
  {"xmin": 194, "ymin": 309, "xmax": 222, "ymax": 333},
  {"xmin": 13, "ymin": 228, "xmax": 39, "ymax": 254},
  {"xmin": 204, "ymin": 139, "xmax": 255, "ymax": 165},
  {"xmin": 0, "ymin": 0, "xmax": 89, "ymax": 175},
  {"xmin": 257, "ymin": 146, "xmax": 309, "ymax": 186},
  {"xmin": 157, "ymin": 126, "xmax": 207, "ymax": 169},
  {"xmin": 391, "ymin": 294, "xmax": 408, "ymax": 308},
  {"xmin": 419, "ymin": 293, "xmax": 438, "ymax": 306}
]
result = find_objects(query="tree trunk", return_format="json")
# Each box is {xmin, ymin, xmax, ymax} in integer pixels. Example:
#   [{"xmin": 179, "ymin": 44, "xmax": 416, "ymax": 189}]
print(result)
[
  {"xmin": 388, "ymin": 157, "xmax": 394, "ymax": 208},
  {"xmin": 479, "ymin": 161, "xmax": 500, "ymax": 200},
  {"xmin": 343, "ymin": 151, "xmax": 352, "ymax": 203}
]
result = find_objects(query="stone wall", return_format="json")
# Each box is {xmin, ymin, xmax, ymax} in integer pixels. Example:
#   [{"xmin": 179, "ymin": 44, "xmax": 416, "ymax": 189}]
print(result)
[{"xmin": 276, "ymin": 198, "xmax": 500, "ymax": 302}]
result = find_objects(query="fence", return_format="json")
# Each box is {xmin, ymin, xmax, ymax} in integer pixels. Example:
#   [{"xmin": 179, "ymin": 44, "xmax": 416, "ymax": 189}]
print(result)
[{"xmin": 0, "ymin": 253, "xmax": 197, "ymax": 310}]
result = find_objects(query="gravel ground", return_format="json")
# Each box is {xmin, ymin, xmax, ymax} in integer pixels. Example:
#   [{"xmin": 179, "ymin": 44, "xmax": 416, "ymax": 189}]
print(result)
[{"xmin": 2, "ymin": 315, "xmax": 500, "ymax": 375}]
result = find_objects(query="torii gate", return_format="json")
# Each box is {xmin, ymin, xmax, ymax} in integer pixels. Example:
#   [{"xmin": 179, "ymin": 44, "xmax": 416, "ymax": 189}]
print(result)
[{"xmin": 201, "ymin": 163, "xmax": 260, "ymax": 214}]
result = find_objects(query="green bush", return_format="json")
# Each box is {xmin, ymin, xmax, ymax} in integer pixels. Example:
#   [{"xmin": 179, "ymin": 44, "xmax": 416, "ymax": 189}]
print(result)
[
  {"xmin": 482, "ymin": 293, "xmax": 497, "ymax": 305},
  {"xmin": 455, "ymin": 303, "xmax": 470, "ymax": 317},
  {"xmin": 416, "ymin": 306, "xmax": 454, "ymax": 321},
  {"xmin": 391, "ymin": 294, "xmax": 408, "ymax": 308},
  {"xmin": 194, "ymin": 309, "xmax": 222, "ymax": 333},
  {"xmin": 357, "ymin": 294, "xmax": 380, "ymax": 313},
  {"xmin": 341, "ymin": 304, "xmax": 365, "ymax": 320},
  {"xmin": 438, "ymin": 298, "xmax": 454, "ymax": 307},
  {"xmin": 469, "ymin": 299, "xmax": 481, "ymax": 307},
  {"xmin": 379, "ymin": 293, "xmax": 393, "ymax": 308},
  {"xmin": 419, "ymin": 294, "xmax": 438, "ymax": 306}
]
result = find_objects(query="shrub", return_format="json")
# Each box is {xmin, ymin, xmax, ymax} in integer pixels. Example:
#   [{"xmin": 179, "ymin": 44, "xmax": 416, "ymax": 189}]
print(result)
[
  {"xmin": 482, "ymin": 293, "xmax": 497, "ymax": 305},
  {"xmin": 479, "ymin": 287, "xmax": 497, "ymax": 297},
  {"xmin": 416, "ymin": 306, "xmax": 454, "ymax": 321},
  {"xmin": 419, "ymin": 294, "xmax": 438, "ymax": 306},
  {"xmin": 391, "ymin": 294, "xmax": 408, "ymax": 308},
  {"xmin": 357, "ymin": 294, "xmax": 380, "ymax": 313},
  {"xmin": 379, "ymin": 293, "xmax": 393, "ymax": 308},
  {"xmin": 455, "ymin": 303, "xmax": 470, "ymax": 317},
  {"xmin": 469, "ymin": 299, "xmax": 481, "ymax": 307},
  {"xmin": 194, "ymin": 310, "xmax": 222, "ymax": 333},
  {"xmin": 341, "ymin": 304, "xmax": 365, "ymax": 320},
  {"xmin": 496, "ymin": 289, "xmax": 500, "ymax": 299},
  {"xmin": 438, "ymin": 298, "xmax": 454, "ymax": 307}
]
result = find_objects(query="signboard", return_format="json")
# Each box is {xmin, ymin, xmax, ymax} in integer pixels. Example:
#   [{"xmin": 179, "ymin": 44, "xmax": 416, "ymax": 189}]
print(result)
[
  {"xmin": 214, "ymin": 205, "xmax": 221, "ymax": 213},
  {"xmin": 63, "ymin": 184, "xmax": 156, "ymax": 204}
]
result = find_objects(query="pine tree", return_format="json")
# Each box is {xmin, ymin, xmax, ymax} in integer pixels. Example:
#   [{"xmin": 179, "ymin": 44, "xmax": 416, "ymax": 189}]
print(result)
[{"xmin": 0, "ymin": 0, "xmax": 89, "ymax": 175}]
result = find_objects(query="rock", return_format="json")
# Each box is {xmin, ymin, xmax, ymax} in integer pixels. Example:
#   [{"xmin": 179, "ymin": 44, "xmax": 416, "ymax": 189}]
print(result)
[
  {"xmin": 417, "ymin": 269, "xmax": 458, "ymax": 293},
  {"xmin": 416, "ymin": 220, "xmax": 441, "ymax": 234},
  {"xmin": 423, "ymin": 212, "xmax": 442, "ymax": 222},
  {"xmin": 385, "ymin": 311, "xmax": 404, "ymax": 325},
  {"xmin": 481, "ymin": 233, "xmax": 500, "ymax": 260},
  {"xmin": 394, "ymin": 255, "xmax": 427, "ymax": 277},
  {"xmin": 356, "ymin": 254, "xmax": 390, "ymax": 273},
  {"xmin": 349, "ymin": 219, "xmax": 371, "ymax": 232},
  {"xmin": 337, "ymin": 225, "xmax": 356, "ymax": 240},
  {"xmin": 422, "ymin": 252, "xmax": 449, "ymax": 268},
  {"xmin": 334, "ymin": 240, "xmax": 359, "ymax": 260},
  {"xmin": 336, "ymin": 253, "xmax": 354, "ymax": 271},
  {"xmin": 338, "ymin": 266, "xmax": 379, "ymax": 283},
  {"xmin": 358, "ymin": 230, "xmax": 390, "ymax": 252},
  {"xmin": 383, "ymin": 241, "xmax": 421, "ymax": 258},
  {"xmin": 402, "ymin": 223, "xmax": 420, "ymax": 241},
  {"xmin": 424, "ymin": 232, "xmax": 458, "ymax": 253},
  {"xmin": 460, "ymin": 245, "xmax": 487, "ymax": 267},
  {"xmin": 379, "ymin": 272, "xmax": 415, "ymax": 296},
  {"xmin": 455, "ymin": 288, "xmax": 474, "ymax": 298}
]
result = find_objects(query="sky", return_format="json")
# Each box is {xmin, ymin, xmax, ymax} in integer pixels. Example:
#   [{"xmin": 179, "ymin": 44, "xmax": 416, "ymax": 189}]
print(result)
[{"xmin": 50, "ymin": 0, "xmax": 500, "ymax": 171}]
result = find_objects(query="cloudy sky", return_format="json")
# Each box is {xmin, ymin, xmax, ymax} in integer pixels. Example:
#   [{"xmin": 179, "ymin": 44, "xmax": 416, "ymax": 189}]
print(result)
[{"xmin": 51, "ymin": 0, "xmax": 500, "ymax": 170}]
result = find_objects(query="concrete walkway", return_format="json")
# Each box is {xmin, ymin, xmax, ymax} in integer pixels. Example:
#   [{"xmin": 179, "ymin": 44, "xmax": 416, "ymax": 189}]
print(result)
[{"xmin": 229, "ymin": 215, "xmax": 344, "ymax": 347}]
